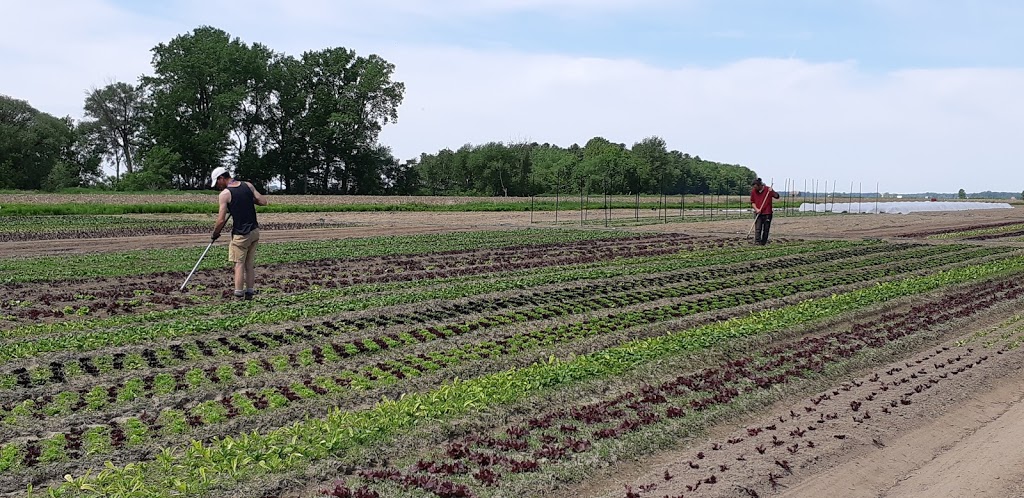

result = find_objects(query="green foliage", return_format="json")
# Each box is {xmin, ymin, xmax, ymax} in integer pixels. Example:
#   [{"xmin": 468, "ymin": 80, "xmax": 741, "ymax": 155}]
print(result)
[
  {"xmin": 157, "ymin": 409, "xmax": 189, "ymax": 435},
  {"xmin": 85, "ymin": 386, "xmax": 108, "ymax": 410},
  {"xmin": 83, "ymin": 82, "xmax": 145, "ymax": 178},
  {"xmin": 113, "ymin": 146, "xmax": 178, "ymax": 191},
  {"xmin": 124, "ymin": 418, "xmax": 148, "ymax": 445},
  {"xmin": 958, "ymin": 188, "xmax": 967, "ymax": 199},
  {"xmin": 83, "ymin": 426, "xmax": 112, "ymax": 455},
  {"xmin": 39, "ymin": 433, "xmax": 68, "ymax": 463},
  {"xmin": 0, "ymin": 444, "xmax": 20, "ymax": 472},
  {"xmin": 414, "ymin": 137, "xmax": 757, "ymax": 197},
  {"xmin": 0, "ymin": 95, "xmax": 78, "ymax": 190},
  {"xmin": 153, "ymin": 373, "xmax": 176, "ymax": 395}
]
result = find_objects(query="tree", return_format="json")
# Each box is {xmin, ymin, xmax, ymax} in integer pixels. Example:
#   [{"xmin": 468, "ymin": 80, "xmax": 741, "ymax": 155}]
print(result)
[
  {"xmin": 958, "ymin": 188, "xmax": 967, "ymax": 199},
  {"xmin": 416, "ymin": 148, "xmax": 459, "ymax": 195},
  {"xmin": 287, "ymin": 48, "xmax": 405, "ymax": 193},
  {"xmin": 382, "ymin": 157, "xmax": 420, "ymax": 195},
  {"xmin": 115, "ymin": 145, "xmax": 179, "ymax": 191},
  {"xmin": 144, "ymin": 26, "xmax": 255, "ymax": 187},
  {"xmin": 227, "ymin": 42, "xmax": 276, "ymax": 190},
  {"xmin": 579, "ymin": 137, "xmax": 625, "ymax": 193},
  {"xmin": 43, "ymin": 120, "xmax": 105, "ymax": 191},
  {"xmin": 0, "ymin": 95, "xmax": 76, "ymax": 190},
  {"xmin": 631, "ymin": 136, "xmax": 672, "ymax": 194},
  {"xmin": 529, "ymin": 145, "xmax": 578, "ymax": 195},
  {"xmin": 83, "ymin": 82, "xmax": 145, "ymax": 179}
]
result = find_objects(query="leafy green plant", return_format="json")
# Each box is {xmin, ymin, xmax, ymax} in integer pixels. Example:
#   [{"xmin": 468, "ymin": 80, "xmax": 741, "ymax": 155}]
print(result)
[
  {"xmin": 85, "ymin": 386, "xmax": 108, "ymax": 410},
  {"xmin": 83, "ymin": 426, "xmax": 112, "ymax": 455},
  {"xmin": 0, "ymin": 444, "xmax": 20, "ymax": 472},
  {"xmin": 39, "ymin": 433, "xmax": 68, "ymax": 463},
  {"xmin": 153, "ymin": 373, "xmax": 176, "ymax": 395}
]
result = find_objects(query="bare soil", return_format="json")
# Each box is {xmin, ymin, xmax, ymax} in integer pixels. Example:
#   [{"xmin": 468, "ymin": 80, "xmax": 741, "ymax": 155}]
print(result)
[
  {"xmin": 570, "ymin": 307, "xmax": 1024, "ymax": 498},
  {"xmin": 2, "ymin": 206, "xmax": 1021, "ymax": 258}
]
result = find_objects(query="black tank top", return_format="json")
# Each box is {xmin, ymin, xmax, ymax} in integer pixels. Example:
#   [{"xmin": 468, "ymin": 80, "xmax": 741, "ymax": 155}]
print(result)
[{"xmin": 227, "ymin": 182, "xmax": 259, "ymax": 235}]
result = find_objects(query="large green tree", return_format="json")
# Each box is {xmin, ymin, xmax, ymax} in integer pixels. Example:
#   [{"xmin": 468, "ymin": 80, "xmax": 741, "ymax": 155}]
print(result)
[
  {"xmin": 0, "ymin": 95, "xmax": 84, "ymax": 190},
  {"xmin": 286, "ymin": 48, "xmax": 405, "ymax": 193},
  {"xmin": 82, "ymin": 82, "xmax": 145, "ymax": 179},
  {"xmin": 143, "ymin": 26, "xmax": 257, "ymax": 187}
]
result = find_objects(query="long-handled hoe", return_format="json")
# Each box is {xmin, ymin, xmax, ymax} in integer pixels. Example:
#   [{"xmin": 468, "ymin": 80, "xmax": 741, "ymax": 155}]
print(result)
[{"xmin": 180, "ymin": 214, "xmax": 230, "ymax": 292}]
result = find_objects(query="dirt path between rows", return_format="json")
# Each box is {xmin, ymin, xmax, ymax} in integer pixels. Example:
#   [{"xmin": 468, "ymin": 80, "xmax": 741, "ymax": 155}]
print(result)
[
  {"xmin": 2, "ymin": 207, "xmax": 1021, "ymax": 257},
  {"xmin": 781, "ymin": 373, "xmax": 1024, "ymax": 498},
  {"xmin": 569, "ymin": 306, "xmax": 1024, "ymax": 498}
]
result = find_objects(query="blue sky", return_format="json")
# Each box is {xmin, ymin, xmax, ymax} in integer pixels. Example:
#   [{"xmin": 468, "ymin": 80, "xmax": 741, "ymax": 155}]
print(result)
[{"xmin": 3, "ymin": 0, "xmax": 1023, "ymax": 193}]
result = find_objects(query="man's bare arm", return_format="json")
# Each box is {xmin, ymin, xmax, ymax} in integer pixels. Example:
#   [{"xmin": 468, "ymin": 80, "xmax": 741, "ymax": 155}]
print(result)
[
  {"xmin": 212, "ymin": 190, "xmax": 231, "ymax": 239},
  {"xmin": 247, "ymin": 182, "xmax": 269, "ymax": 206}
]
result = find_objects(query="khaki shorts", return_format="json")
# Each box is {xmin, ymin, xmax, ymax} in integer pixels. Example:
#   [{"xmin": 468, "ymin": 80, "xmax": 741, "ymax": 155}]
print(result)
[{"xmin": 228, "ymin": 229, "xmax": 260, "ymax": 264}]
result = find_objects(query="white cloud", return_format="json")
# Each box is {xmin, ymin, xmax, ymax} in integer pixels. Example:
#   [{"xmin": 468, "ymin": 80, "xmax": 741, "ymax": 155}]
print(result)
[
  {"xmin": 1, "ymin": 0, "xmax": 1021, "ymax": 193},
  {"xmin": 379, "ymin": 48, "xmax": 1024, "ymax": 192},
  {"xmin": 0, "ymin": 0, "xmax": 175, "ymax": 115}
]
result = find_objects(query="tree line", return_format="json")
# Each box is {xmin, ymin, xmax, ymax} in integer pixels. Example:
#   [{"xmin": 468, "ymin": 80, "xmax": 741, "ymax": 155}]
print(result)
[
  {"xmin": 1, "ymin": 25, "xmax": 757, "ymax": 195},
  {"xmin": 413, "ymin": 137, "xmax": 757, "ymax": 196}
]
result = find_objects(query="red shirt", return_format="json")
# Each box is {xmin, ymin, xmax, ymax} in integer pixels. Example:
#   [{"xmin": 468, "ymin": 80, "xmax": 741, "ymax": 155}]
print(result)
[{"xmin": 750, "ymin": 187, "xmax": 776, "ymax": 214}]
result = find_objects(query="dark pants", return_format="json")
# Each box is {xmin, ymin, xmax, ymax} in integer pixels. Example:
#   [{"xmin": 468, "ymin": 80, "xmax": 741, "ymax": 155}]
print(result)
[{"xmin": 754, "ymin": 213, "xmax": 773, "ymax": 245}]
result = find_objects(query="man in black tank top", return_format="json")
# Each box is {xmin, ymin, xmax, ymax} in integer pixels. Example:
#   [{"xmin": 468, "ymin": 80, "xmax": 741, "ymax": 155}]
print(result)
[{"xmin": 210, "ymin": 167, "xmax": 269, "ymax": 299}]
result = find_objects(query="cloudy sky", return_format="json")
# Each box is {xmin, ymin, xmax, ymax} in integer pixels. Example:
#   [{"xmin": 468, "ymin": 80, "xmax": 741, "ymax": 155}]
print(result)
[{"xmin": 3, "ymin": 0, "xmax": 1023, "ymax": 193}]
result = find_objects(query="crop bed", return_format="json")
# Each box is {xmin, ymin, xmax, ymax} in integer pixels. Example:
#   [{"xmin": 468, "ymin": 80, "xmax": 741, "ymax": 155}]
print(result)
[
  {"xmin": 899, "ymin": 220, "xmax": 1024, "ymax": 240},
  {"xmin": 0, "ymin": 216, "xmax": 353, "ymax": 242},
  {"xmin": 0, "ymin": 226, "xmax": 1022, "ymax": 497}
]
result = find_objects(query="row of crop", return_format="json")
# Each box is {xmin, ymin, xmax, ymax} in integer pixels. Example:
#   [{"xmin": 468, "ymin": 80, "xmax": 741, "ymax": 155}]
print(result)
[
  {"xmin": 964, "ymin": 228, "xmax": 1024, "ymax": 241},
  {"xmin": 0, "ymin": 228, "xmax": 640, "ymax": 284},
  {"xmin": 322, "ymin": 279, "xmax": 1020, "ymax": 497},
  {"xmin": 0, "ymin": 221, "xmax": 350, "ymax": 243},
  {"xmin": 0, "ymin": 198, "xmax": 717, "ymax": 217},
  {"xmin": 0, "ymin": 233, "xmax": 711, "ymax": 322},
  {"xmin": 898, "ymin": 220, "xmax": 1024, "ymax": 238},
  {"xmin": 3, "ymin": 245, "xmax": 1010, "ymax": 470},
  {"xmin": 1, "ymin": 239, "xmax": 833, "ymax": 343},
  {"xmin": 0, "ymin": 215, "xmax": 205, "ymax": 231},
  {"xmin": 925, "ymin": 222, "xmax": 1024, "ymax": 240},
  {"xmin": 1, "ymin": 243, "xmax": 971, "ymax": 419},
  {"xmin": 0, "ymin": 240, "xmax": 924, "ymax": 389},
  {"xmin": 41, "ymin": 255, "xmax": 1024, "ymax": 497},
  {"xmin": 0, "ymin": 242, "xmax": 906, "ymax": 423},
  {"xmin": 613, "ymin": 316, "xmax": 1024, "ymax": 497},
  {"xmin": 1, "ymin": 244, "xmax": 1001, "ymax": 430},
  {"xmin": 0, "ymin": 240, "xmax": 852, "ymax": 366}
]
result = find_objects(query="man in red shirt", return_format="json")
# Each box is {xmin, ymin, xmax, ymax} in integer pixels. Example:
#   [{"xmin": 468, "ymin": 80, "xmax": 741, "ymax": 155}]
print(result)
[{"xmin": 750, "ymin": 178, "xmax": 780, "ymax": 245}]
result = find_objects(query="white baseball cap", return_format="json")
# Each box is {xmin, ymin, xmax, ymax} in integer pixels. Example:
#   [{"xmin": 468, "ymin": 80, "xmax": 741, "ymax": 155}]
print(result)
[{"xmin": 210, "ymin": 166, "xmax": 229, "ymax": 187}]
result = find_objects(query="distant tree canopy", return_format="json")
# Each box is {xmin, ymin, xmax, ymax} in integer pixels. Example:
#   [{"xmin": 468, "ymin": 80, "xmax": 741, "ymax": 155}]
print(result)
[
  {"xmin": 414, "ymin": 137, "xmax": 758, "ymax": 196},
  {"xmin": 1, "ymin": 25, "xmax": 758, "ymax": 195},
  {"xmin": 0, "ymin": 96, "xmax": 102, "ymax": 191},
  {"xmin": 2, "ymin": 25, "xmax": 406, "ymax": 194}
]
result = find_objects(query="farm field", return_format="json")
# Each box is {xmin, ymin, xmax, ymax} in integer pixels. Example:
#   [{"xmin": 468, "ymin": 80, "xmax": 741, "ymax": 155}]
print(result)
[{"xmin": 0, "ymin": 204, "xmax": 1023, "ymax": 497}]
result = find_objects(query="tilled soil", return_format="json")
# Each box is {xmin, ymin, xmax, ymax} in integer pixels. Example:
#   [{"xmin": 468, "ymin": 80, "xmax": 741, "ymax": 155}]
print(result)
[
  {"xmin": 2, "ymin": 206, "xmax": 1020, "ymax": 257},
  {"xmin": 574, "ymin": 308, "xmax": 1024, "ymax": 498}
]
